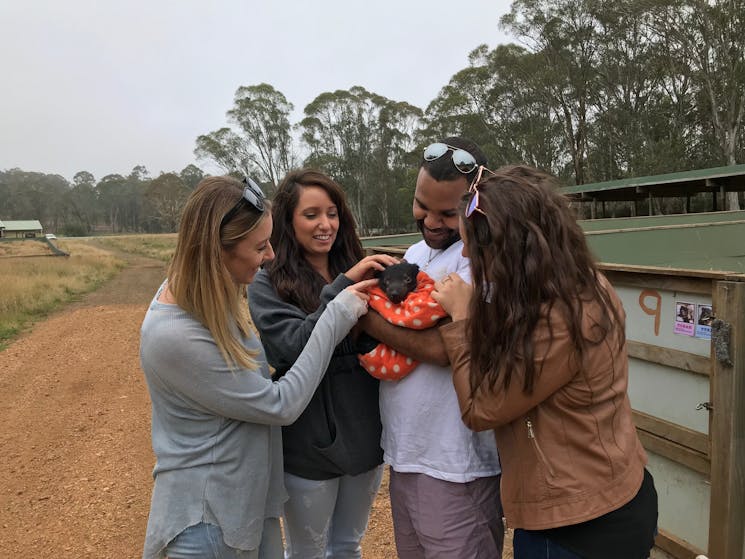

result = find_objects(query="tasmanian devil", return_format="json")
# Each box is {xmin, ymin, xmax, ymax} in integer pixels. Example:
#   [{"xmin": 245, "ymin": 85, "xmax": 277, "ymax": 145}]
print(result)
[{"xmin": 376, "ymin": 261, "xmax": 420, "ymax": 304}]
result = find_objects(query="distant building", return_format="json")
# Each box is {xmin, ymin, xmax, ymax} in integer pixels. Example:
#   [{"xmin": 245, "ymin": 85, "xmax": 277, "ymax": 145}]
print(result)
[{"xmin": 0, "ymin": 220, "xmax": 44, "ymax": 238}]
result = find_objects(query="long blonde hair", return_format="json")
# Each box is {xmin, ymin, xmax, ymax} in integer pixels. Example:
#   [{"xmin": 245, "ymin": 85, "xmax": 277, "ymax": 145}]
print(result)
[{"xmin": 167, "ymin": 176, "xmax": 268, "ymax": 371}]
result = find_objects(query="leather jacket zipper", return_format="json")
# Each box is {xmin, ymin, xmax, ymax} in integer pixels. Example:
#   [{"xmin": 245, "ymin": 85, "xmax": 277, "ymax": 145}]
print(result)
[{"xmin": 526, "ymin": 418, "xmax": 556, "ymax": 477}]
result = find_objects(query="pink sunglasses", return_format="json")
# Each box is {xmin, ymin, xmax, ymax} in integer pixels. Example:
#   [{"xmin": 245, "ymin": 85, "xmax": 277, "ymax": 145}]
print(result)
[{"xmin": 465, "ymin": 165, "xmax": 496, "ymax": 218}]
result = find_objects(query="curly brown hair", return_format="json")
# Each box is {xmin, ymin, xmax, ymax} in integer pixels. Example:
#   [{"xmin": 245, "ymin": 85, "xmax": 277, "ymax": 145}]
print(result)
[{"xmin": 460, "ymin": 165, "xmax": 625, "ymax": 395}]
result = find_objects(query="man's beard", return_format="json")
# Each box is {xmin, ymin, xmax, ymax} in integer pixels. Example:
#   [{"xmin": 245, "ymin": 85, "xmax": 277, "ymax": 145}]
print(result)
[{"xmin": 416, "ymin": 219, "xmax": 461, "ymax": 250}]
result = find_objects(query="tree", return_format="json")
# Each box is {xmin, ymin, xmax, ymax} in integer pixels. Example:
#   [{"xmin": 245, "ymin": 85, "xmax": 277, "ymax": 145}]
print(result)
[
  {"xmin": 301, "ymin": 86, "xmax": 422, "ymax": 234},
  {"xmin": 195, "ymin": 84, "xmax": 297, "ymax": 191},
  {"xmin": 502, "ymin": 0, "xmax": 601, "ymax": 184},
  {"xmin": 96, "ymin": 174, "xmax": 128, "ymax": 233},
  {"xmin": 0, "ymin": 169, "xmax": 69, "ymax": 230},
  {"xmin": 179, "ymin": 164, "xmax": 205, "ymax": 189},
  {"xmin": 195, "ymin": 128, "xmax": 258, "ymax": 178},
  {"xmin": 64, "ymin": 171, "xmax": 98, "ymax": 233},
  {"xmin": 144, "ymin": 173, "xmax": 191, "ymax": 232},
  {"xmin": 652, "ymin": 0, "xmax": 745, "ymax": 208},
  {"xmin": 587, "ymin": 0, "xmax": 683, "ymax": 180},
  {"xmin": 422, "ymin": 43, "xmax": 564, "ymax": 175}
]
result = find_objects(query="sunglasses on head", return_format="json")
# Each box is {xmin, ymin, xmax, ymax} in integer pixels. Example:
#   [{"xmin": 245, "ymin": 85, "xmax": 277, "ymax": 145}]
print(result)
[
  {"xmin": 465, "ymin": 165, "xmax": 497, "ymax": 218},
  {"xmin": 423, "ymin": 142, "xmax": 478, "ymax": 174},
  {"xmin": 220, "ymin": 177, "xmax": 266, "ymax": 230}
]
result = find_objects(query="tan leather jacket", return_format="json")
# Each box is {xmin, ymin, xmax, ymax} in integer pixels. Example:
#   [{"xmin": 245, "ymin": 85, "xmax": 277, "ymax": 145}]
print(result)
[{"xmin": 439, "ymin": 285, "xmax": 647, "ymax": 530}]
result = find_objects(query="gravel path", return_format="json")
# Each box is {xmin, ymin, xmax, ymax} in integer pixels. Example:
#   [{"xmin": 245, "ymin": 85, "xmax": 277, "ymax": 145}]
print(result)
[{"xmin": 0, "ymin": 252, "xmax": 402, "ymax": 558}]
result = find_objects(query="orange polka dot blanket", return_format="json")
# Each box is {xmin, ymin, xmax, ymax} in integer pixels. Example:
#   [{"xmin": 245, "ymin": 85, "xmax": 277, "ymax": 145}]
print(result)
[{"xmin": 359, "ymin": 270, "xmax": 446, "ymax": 381}]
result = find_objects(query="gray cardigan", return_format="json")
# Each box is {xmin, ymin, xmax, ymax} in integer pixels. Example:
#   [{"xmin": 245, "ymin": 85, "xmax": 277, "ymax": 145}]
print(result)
[{"xmin": 139, "ymin": 282, "xmax": 365, "ymax": 558}]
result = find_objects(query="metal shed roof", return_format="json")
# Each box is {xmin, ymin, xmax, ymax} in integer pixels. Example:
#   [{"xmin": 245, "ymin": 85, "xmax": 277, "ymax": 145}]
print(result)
[
  {"xmin": 560, "ymin": 164, "xmax": 745, "ymax": 202},
  {"xmin": 1, "ymin": 220, "xmax": 43, "ymax": 231}
]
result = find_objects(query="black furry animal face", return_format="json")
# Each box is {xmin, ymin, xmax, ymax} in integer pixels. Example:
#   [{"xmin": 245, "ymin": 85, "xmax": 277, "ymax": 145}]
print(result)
[{"xmin": 378, "ymin": 262, "xmax": 419, "ymax": 304}]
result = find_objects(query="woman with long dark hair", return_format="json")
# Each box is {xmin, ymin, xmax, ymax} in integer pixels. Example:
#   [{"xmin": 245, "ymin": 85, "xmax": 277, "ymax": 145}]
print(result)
[
  {"xmin": 432, "ymin": 165, "xmax": 658, "ymax": 559},
  {"xmin": 248, "ymin": 169, "xmax": 396, "ymax": 558}
]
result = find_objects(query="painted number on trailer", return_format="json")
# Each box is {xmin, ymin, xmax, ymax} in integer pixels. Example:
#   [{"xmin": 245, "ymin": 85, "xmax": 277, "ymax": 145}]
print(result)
[{"xmin": 638, "ymin": 289, "xmax": 662, "ymax": 336}]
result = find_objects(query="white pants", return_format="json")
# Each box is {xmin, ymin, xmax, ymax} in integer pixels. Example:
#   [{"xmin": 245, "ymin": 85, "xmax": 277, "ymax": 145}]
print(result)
[{"xmin": 282, "ymin": 465, "xmax": 384, "ymax": 559}]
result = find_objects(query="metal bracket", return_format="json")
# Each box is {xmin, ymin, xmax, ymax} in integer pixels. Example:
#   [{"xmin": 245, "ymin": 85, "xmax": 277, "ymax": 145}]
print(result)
[{"xmin": 712, "ymin": 318, "xmax": 733, "ymax": 367}]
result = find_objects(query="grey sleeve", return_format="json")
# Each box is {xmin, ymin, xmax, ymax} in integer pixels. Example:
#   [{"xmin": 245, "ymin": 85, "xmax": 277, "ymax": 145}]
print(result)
[
  {"xmin": 145, "ymin": 290, "xmax": 366, "ymax": 425},
  {"xmin": 248, "ymin": 271, "xmax": 353, "ymax": 370}
]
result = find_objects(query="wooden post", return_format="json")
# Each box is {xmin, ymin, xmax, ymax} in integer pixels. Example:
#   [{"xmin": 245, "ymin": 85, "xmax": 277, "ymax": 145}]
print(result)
[
  {"xmin": 648, "ymin": 191, "xmax": 653, "ymax": 215},
  {"xmin": 708, "ymin": 281, "xmax": 745, "ymax": 559}
]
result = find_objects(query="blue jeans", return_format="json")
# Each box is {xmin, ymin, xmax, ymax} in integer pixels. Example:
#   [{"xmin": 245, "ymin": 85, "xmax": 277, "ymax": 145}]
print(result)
[
  {"xmin": 513, "ymin": 529, "xmax": 584, "ymax": 559},
  {"xmin": 283, "ymin": 465, "xmax": 384, "ymax": 559},
  {"xmin": 166, "ymin": 520, "xmax": 283, "ymax": 559}
]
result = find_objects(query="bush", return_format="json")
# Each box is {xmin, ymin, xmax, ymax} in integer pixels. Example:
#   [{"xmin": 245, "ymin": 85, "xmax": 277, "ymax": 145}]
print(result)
[{"xmin": 60, "ymin": 223, "xmax": 89, "ymax": 237}]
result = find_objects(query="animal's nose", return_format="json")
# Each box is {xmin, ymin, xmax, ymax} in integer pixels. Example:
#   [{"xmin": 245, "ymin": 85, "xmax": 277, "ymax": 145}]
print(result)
[{"xmin": 388, "ymin": 292, "xmax": 405, "ymax": 304}]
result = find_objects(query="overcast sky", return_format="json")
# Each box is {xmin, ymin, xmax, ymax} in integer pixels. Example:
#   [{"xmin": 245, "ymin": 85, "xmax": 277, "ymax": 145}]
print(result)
[{"xmin": 0, "ymin": 1, "xmax": 513, "ymax": 181}]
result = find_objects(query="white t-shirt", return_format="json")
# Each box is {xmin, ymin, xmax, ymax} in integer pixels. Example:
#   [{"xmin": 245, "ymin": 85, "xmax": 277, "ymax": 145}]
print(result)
[{"xmin": 379, "ymin": 239, "xmax": 501, "ymax": 483}]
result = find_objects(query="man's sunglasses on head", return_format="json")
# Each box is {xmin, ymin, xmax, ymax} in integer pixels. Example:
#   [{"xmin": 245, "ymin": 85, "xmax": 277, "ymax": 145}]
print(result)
[{"xmin": 423, "ymin": 143, "xmax": 478, "ymax": 174}]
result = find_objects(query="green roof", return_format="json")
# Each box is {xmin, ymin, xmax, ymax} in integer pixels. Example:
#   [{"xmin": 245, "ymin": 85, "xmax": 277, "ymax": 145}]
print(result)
[
  {"xmin": 560, "ymin": 163, "xmax": 745, "ymax": 201},
  {"xmin": 1, "ymin": 220, "xmax": 43, "ymax": 231}
]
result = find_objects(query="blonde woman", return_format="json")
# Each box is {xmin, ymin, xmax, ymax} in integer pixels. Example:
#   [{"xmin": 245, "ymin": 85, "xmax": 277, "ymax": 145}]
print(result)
[{"xmin": 139, "ymin": 176, "xmax": 374, "ymax": 559}]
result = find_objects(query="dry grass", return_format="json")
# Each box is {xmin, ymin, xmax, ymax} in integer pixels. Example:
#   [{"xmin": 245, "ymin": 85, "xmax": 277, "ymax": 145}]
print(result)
[
  {"xmin": 0, "ymin": 238, "xmax": 55, "ymax": 257},
  {"xmin": 0, "ymin": 239, "xmax": 124, "ymax": 348},
  {"xmin": 93, "ymin": 233, "xmax": 177, "ymax": 262}
]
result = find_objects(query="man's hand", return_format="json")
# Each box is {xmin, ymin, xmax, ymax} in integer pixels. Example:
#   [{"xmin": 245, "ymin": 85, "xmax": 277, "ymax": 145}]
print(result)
[{"xmin": 358, "ymin": 310, "xmax": 450, "ymax": 367}]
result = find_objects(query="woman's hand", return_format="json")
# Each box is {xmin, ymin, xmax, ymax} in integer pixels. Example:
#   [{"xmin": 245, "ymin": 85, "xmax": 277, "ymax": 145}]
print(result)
[
  {"xmin": 344, "ymin": 254, "xmax": 400, "ymax": 282},
  {"xmin": 345, "ymin": 278, "xmax": 379, "ymax": 304},
  {"xmin": 332, "ymin": 279, "xmax": 378, "ymax": 319},
  {"xmin": 431, "ymin": 273, "xmax": 472, "ymax": 322}
]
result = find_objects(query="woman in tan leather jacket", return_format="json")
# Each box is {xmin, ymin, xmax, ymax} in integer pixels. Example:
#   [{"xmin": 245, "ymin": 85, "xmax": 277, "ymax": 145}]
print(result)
[{"xmin": 431, "ymin": 165, "xmax": 658, "ymax": 559}]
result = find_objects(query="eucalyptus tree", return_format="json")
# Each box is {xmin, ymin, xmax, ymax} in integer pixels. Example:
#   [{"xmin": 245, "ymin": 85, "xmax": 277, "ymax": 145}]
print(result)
[
  {"xmin": 195, "ymin": 127, "xmax": 257, "ymax": 178},
  {"xmin": 422, "ymin": 43, "xmax": 564, "ymax": 176},
  {"xmin": 96, "ymin": 174, "xmax": 128, "ymax": 233},
  {"xmin": 64, "ymin": 171, "xmax": 98, "ymax": 234},
  {"xmin": 588, "ymin": 0, "xmax": 677, "ymax": 180},
  {"xmin": 652, "ymin": 0, "xmax": 745, "ymax": 209},
  {"xmin": 0, "ymin": 169, "xmax": 68, "ymax": 230},
  {"xmin": 300, "ymin": 86, "xmax": 422, "ymax": 234},
  {"xmin": 144, "ymin": 173, "xmax": 191, "ymax": 232},
  {"xmin": 179, "ymin": 164, "xmax": 205, "ymax": 190},
  {"xmin": 501, "ymin": 0, "xmax": 601, "ymax": 184},
  {"xmin": 195, "ymin": 83, "xmax": 297, "ymax": 192}
]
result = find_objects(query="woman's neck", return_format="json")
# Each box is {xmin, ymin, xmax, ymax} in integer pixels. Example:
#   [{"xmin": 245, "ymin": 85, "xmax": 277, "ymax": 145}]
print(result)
[
  {"xmin": 158, "ymin": 283, "xmax": 177, "ymax": 304},
  {"xmin": 305, "ymin": 253, "xmax": 332, "ymax": 283}
]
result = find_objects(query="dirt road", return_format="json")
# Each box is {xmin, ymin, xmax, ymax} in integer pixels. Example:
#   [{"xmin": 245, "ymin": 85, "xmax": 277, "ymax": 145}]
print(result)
[
  {"xmin": 1, "ymin": 251, "xmax": 516, "ymax": 558},
  {"xmin": 0, "ymin": 252, "xmax": 400, "ymax": 558}
]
